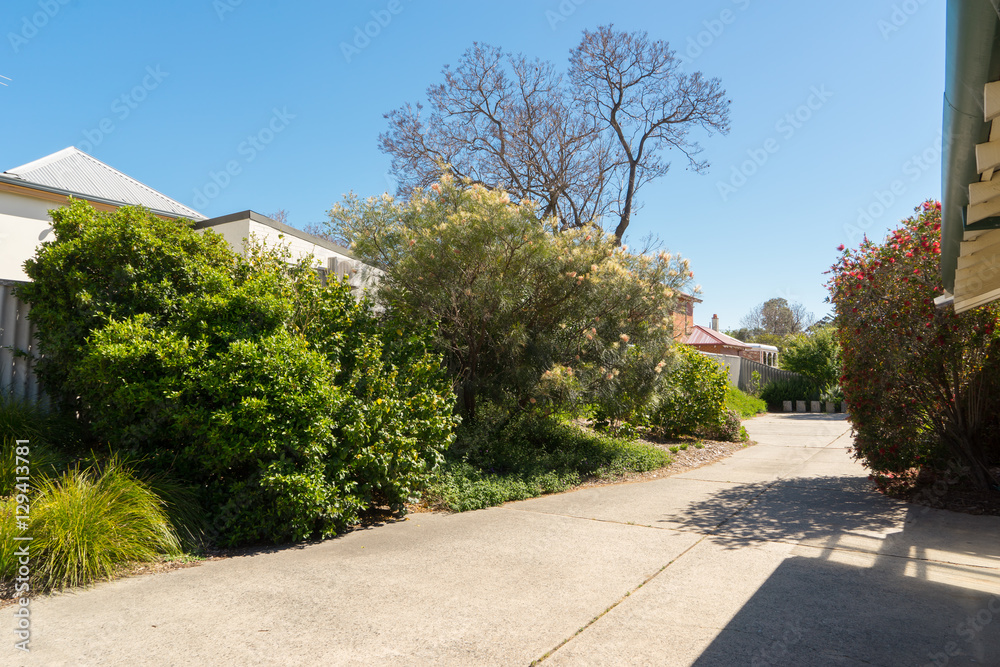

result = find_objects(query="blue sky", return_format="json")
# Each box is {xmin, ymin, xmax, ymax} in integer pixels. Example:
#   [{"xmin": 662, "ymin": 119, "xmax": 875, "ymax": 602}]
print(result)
[{"xmin": 0, "ymin": 0, "xmax": 944, "ymax": 330}]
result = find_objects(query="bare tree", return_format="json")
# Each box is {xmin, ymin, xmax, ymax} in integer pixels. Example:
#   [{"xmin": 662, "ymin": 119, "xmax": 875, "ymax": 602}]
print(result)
[
  {"xmin": 380, "ymin": 44, "xmax": 613, "ymax": 230},
  {"xmin": 569, "ymin": 25, "xmax": 731, "ymax": 241},
  {"xmin": 267, "ymin": 209, "xmax": 290, "ymax": 225},
  {"xmin": 379, "ymin": 26, "xmax": 730, "ymax": 240}
]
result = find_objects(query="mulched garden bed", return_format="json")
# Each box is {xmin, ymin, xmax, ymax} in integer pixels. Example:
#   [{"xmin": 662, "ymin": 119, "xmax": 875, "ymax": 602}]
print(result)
[{"xmin": 873, "ymin": 465, "xmax": 1000, "ymax": 516}]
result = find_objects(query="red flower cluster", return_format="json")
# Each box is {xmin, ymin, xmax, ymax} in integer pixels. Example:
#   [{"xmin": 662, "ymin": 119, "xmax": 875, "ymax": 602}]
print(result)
[{"xmin": 828, "ymin": 200, "xmax": 1000, "ymax": 475}]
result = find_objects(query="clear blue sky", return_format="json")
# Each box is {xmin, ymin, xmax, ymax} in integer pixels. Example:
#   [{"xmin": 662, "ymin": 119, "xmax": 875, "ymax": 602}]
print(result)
[{"xmin": 0, "ymin": 0, "xmax": 944, "ymax": 330}]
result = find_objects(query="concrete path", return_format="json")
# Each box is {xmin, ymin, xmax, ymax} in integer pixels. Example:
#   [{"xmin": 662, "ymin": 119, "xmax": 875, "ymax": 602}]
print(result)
[{"xmin": 12, "ymin": 414, "xmax": 1000, "ymax": 666}]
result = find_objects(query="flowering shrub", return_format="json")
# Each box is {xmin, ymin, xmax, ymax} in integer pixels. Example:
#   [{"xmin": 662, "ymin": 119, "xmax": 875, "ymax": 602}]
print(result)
[
  {"xmin": 828, "ymin": 200, "xmax": 1000, "ymax": 490},
  {"xmin": 329, "ymin": 174, "xmax": 696, "ymax": 422}
]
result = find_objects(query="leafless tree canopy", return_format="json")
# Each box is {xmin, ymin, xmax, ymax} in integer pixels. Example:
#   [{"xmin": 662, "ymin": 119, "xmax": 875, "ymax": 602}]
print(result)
[
  {"xmin": 267, "ymin": 209, "xmax": 290, "ymax": 225},
  {"xmin": 379, "ymin": 25, "xmax": 730, "ymax": 241},
  {"xmin": 739, "ymin": 298, "xmax": 815, "ymax": 337},
  {"xmin": 569, "ymin": 26, "xmax": 731, "ymax": 241}
]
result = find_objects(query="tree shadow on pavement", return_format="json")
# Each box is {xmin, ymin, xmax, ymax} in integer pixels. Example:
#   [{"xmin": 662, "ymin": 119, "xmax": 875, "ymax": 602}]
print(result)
[{"xmin": 660, "ymin": 476, "xmax": 902, "ymax": 549}]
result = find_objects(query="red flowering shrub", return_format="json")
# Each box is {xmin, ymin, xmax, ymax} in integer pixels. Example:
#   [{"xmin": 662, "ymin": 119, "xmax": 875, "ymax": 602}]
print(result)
[{"xmin": 829, "ymin": 200, "xmax": 1000, "ymax": 491}]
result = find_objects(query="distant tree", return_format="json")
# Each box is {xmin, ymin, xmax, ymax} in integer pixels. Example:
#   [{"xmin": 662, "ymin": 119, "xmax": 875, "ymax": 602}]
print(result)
[
  {"xmin": 724, "ymin": 328, "xmax": 750, "ymax": 342},
  {"xmin": 380, "ymin": 25, "xmax": 730, "ymax": 241},
  {"xmin": 780, "ymin": 326, "xmax": 840, "ymax": 389},
  {"xmin": 268, "ymin": 209, "xmax": 290, "ymax": 225},
  {"xmin": 739, "ymin": 298, "xmax": 813, "ymax": 337}
]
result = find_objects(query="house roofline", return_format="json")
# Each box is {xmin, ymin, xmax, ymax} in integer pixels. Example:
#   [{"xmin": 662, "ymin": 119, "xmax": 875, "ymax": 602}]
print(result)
[
  {"xmin": 0, "ymin": 173, "xmax": 194, "ymax": 221},
  {"xmin": 194, "ymin": 210, "xmax": 359, "ymax": 259}
]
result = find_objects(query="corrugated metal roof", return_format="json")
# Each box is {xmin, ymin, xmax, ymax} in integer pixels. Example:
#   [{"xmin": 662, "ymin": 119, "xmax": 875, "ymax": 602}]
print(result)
[
  {"xmin": 684, "ymin": 325, "xmax": 750, "ymax": 348},
  {"xmin": 3, "ymin": 147, "xmax": 205, "ymax": 220}
]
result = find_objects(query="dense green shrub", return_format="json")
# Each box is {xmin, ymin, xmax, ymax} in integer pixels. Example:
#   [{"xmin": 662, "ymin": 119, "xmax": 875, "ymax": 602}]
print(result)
[
  {"xmin": 649, "ymin": 345, "xmax": 728, "ymax": 438},
  {"xmin": 830, "ymin": 201, "xmax": 1000, "ymax": 489},
  {"xmin": 759, "ymin": 377, "xmax": 820, "ymax": 409},
  {"xmin": 19, "ymin": 201, "xmax": 457, "ymax": 546},
  {"xmin": 0, "ymin": 399, "xmax": 80, "ymax": 497},
  {"xmin": 725, "ymin": 385, "xmax": 766, "ymax": 419}
]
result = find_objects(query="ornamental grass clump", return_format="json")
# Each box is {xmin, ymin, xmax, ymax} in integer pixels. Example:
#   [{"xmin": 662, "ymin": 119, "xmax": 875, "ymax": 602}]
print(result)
[
  {"xmin": 829, "ymin": 200, "xmax": 1000, "ymax": 491},
  {"xmin": 28, "ymin": 458, "xmax": 181, "ymax": 591}
]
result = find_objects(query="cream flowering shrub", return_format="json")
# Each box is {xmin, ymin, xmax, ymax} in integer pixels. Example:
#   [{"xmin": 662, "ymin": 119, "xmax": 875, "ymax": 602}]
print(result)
[{"xmin": 328, "ymin": 174, "xmax": 697, "ymax": 423}]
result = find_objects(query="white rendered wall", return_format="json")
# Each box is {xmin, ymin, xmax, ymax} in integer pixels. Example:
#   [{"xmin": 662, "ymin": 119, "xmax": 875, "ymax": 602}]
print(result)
[{"xmin": 0, "ymin": 190, "xmax": 57, "ymax": 281}]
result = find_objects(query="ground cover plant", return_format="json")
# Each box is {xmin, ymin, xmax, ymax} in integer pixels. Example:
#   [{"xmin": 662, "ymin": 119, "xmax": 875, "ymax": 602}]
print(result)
[
  {"xmin": 725, "ymin": 385, "xmax": 766, "ymax": 419},
  {"xmin": 829, "ymin": 200, "xmax": 1000, "ymax": 492},
  {"xmin": 425, "ymin": 410, "xmax": 671, "ymax": 512}
]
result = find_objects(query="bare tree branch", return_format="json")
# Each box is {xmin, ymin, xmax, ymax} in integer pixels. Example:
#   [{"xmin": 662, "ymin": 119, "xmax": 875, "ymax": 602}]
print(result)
[{"xmin": 379, "ymin": 27, "xmax": 730, "ymax": 241}]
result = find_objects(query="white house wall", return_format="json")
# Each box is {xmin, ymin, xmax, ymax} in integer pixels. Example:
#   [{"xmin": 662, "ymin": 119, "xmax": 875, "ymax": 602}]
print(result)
[
  {"xmin": 198, "ymin": 219, "xmax": 252, "ymax": 254},
  {"xmin": 0, "ymin": 190, "xmax": 56, "ymax": 281}
]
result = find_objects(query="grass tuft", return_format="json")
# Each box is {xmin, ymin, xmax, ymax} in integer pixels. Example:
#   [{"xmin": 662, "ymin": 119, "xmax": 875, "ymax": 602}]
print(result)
[{"xmin": 22, "ymin": 457, "xmax": 181, "ymax": 591}]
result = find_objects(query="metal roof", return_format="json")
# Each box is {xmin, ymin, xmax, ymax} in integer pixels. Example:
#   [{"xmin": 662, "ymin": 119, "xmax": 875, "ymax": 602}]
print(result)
[
  {"xmin": 683, "ymin": 325, "xmax": 750, "ymax": 348},
  {"xmin": 3, "ymin": 147, "xmax": 205, "ymax": 220}
]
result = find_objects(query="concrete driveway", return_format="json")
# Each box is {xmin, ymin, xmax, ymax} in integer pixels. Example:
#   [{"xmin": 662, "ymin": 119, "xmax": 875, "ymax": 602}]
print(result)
[{"xmin": 12, "ymin": 414, "xmax": 1000, "ymax": 666}]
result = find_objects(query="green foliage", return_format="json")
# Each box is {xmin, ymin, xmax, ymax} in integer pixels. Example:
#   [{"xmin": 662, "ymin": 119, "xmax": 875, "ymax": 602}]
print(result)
[
  {"xmin": 0, "ymin": 496, "xmax": 17, "ymax": 584},
  {"xmin": 328, "ymin": 175, "xmax": 694, "ymax": 421},
  {"xmin": 829, "ymin": 201, "xmax": 1000, "ymax": 490},
  {"xmin": 725, "ymin": 385, "xmax": 766, "ymax": 419},
  {"xmin": 19, "ymin": 201, "xmax": 457, "ymax": 546},
  {"xmin": 20, "ymin": 458, "xmax": 181, "ymax": 592},
  {"xmin": 759, "ymin": 377, "xmax": 821, "ymax": 409},
  {"xmin": 0, "ymin": 399, "xmax": 79, "ymax": 497},
  {"xmin": 780, "ymin": 326, "xmax": 840, "ymax": 389},
  {"xmin": 649, "ymin": 345, "xmax": 728, "ymax": 438},
  {"xmin": 428, "ymin": 412, "xmax": 670, "ymax": 511}
]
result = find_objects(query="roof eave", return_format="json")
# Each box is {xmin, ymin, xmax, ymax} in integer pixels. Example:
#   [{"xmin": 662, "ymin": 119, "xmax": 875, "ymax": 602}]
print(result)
[
  {"xmin": 0, "ymin": 174, "xmax": 197, "ymax": 222},
  {"xmin": 941, "ymin": 0, "xmax": 1000, "ymax": 292}
]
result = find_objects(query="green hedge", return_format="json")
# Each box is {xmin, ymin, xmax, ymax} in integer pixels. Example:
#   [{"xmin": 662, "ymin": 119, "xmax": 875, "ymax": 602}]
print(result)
[{"xmin": 19, "ymin": 201, "xmax": 458, "ymax": 546}]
